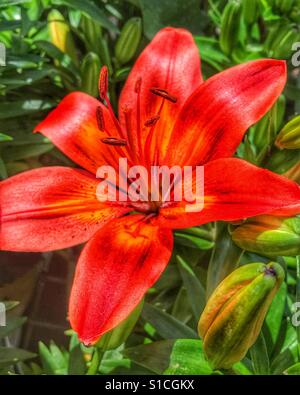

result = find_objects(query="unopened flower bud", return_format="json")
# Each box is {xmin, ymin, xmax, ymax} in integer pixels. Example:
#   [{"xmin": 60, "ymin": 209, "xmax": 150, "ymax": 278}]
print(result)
[
  {"xmin": 231, "ymin": 215, "xmax": 300, "ymax": 257},
  {"xmin": 48, "ymin": 9, "xmax": 78, "ymax": 66},
  {"xmin": 80, "ymin": 52, "xmax": 102, "ymax": 97},
  {"xmin": 266, "ymin": 147, "xmax": 300, "ymax": 174},
  {"xmin": 198, "ymin": 262, "xmax": 284, "ymax": 370},
  {"xmin": 220, "ymin": 1, "xmax": 241, "ymax": 55},
  {"xmin": 276, "ymin": 115, "xmax": 300, "ymax": 149},
  {"xmin": 115, "ymin": 17, "xmax": 142, "ymax": 65}
]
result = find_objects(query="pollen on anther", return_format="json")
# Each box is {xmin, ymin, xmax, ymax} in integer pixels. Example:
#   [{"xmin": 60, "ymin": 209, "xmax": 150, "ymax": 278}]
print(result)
[
  {"xmin": 99, "ymin": 66, "xmax": 108, "ymax": 100},
  {"xmin": 144, "ymin": 115, "xmax": 160, "ymax": 127},
  {"xmin": 150, "ymin": 88, "xmax": 177, "ymax": 103},
  {"xmin": 96, "ymin": 106, "xmax": 105, "ymax": 131},
  {"xmin": 101, "ymin": 137, "xmax": 127, "ymax": 146},
  {"xmin": 135, "ymin": 77, "xmax": 142, "ymax": 94}
]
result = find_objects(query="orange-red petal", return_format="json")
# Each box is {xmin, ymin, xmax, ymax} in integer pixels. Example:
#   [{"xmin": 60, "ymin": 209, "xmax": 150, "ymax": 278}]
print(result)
[
  {"xmin": 118, "ymin": 27, "xmax": 202, "ymax": 164},
  {"xmin": 0, "ymin": 167, "xmax": 130, "ymax": 252},
  {"xmin": 164, "ymin": 59, "xmax": 287, "ymax": 166},
  {"xmin": 69, "ymin": 215, "xmax": 173, "ymax": 345},
  {"xmin": 34, "ymin": 92, "xmax": 126, "ymax": 174},
  {"xmin": 156, "ymin": 158, "xmax": 300, "ymax": 229}
]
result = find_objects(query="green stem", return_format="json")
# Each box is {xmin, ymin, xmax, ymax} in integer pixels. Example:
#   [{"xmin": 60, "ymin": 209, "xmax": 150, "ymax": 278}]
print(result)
[
  {"xmin": 178, "ymin": 227, "xmax": 213, "ymax": 241},
  {"xmin": 86, "ymin": 348, "xmax": 104, "ymax": 375}
]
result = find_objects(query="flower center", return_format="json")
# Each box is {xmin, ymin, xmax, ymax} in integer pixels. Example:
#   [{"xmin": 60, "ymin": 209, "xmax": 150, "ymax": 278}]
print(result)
[{"xmin": 96, "ymin": 66, "xmax": 178, "ymax": 214}]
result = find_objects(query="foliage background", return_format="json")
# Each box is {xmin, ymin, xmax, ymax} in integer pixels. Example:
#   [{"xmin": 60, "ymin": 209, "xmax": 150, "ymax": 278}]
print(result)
[{"xmin": 0, "ymin": 0, "xmax": 300, "ymax": 375}]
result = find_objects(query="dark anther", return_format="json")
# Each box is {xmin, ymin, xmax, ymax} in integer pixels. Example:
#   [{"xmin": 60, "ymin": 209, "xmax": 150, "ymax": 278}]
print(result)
[
  {"xmin": 101, "ymin": 137, "xmax": 127, "ymax": 146},
  {"xmin": 150, "ymin": 88, "xmax": 177, "ymax": 103},
  {"xmin": 96, "ymin": 106, "xmax": 105, "ymax": 131},
  {"xmin": 144, "ymin": 115, "xmax": 160, "ymax": 127},
  {"xmin": 98, "ymin": 66, "xmax": 108, "ymax": 100},
  {"xmin": 135, "ymin": 77, "xmax": 142, "ymax": 94}
]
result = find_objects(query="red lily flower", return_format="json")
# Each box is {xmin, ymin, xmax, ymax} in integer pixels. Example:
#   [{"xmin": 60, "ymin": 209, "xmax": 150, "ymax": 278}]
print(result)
[{"xmin": 1, "ymin": 28, "xmax": 300, "ymax": 345}]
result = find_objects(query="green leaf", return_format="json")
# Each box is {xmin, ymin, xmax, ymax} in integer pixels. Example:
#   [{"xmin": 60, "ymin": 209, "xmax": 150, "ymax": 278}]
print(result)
[
  {"xmin": 139, "ymin": 0, "xmax": 207, "ymax": 39},
  {"xmin": 207, "ymin": 223, "xmax": 243, "ymax": 297},
  {"xmin": 264, "ymin": 282, "xmax": 287, "ymax": 353},
  {"xmin": 49, "ymin": 342, "xmax": 67, "ymax": 371},
  {"xmin": 96, "ymin": 299, "xmax": 143, "ymax": 351},
  {"xmin": 271, "ymin": 342, "xmax": 299, "ymax": 374},
  {"xmin": 177, "ymin": 255, "xmax": 206, "ymax": 319},
  {"xmin": 164, "ymin": 339, "xmax": 214, "ymax": 375},
  {"xmin": 233, "ymin": 358, "xmax": 253, "ymax": 375},
  {"xmin": 0, "ymin": 316, "xmax": 27, "ymax": 339},
  {"xmin": 142, "ymin": 303, "xmax": 198, "ymax": 339},
  {"xmin": 172, "ymin": 287, "xmax": 193, "ymax": 324},
  {"xmin": 38, "ymin": 341, "xmax": 68, "ymax": 375},
  {"xmin": 0, "ymin": 347, "xmax": 36, "ymax": 366},
  {"xmin": 2, "ymin": 143, "xmax": 53, "ymax": 161},
  {"xmin": 52, "ymin": 0, "xmax": 118, "ymax": 32},
  {"xmin": 35, "ymin": 40, "xmax": 80, "ymax": 79},
  {"xmin": 284, "ymin": 362, "xmax": 300, "ymax": 375},
  {"xmin": 0, "ymin": 133, "xmax": 13, "ymax": 142},
  {"xmin": 0, "ymin": 100, "xmax": 55, "ymax": 119},
  {"xmin": 0, "ymin": 0, "xmax": 30, "ymax": 7},
  {"xmin": 194, "ymin": 36, "xmax": 230, "ymax": 70},
  {"xmin": 0, "ymin": 21, "xmax": 21, "ymax": 32},
  {"xmin": 0, "ymin": 68, "xmax": 58, "ymax": 92},
  {"xmin": 68, "ymin": 344, "xmax": 86, "ymax": 375},
  {"xmin": 124, "ymin": 340, "xmax": 175, "ymax": 374},
  {"xmin": 249, "ymin": 332, "xmax": 270, "ymax": 375},
  {"xmin": 174, "ymin": 232, "xmax": 214, "ymax": 250},
  {"xmin": 7, "ymin": 54, "xmax": 45, "ymax": 69},
  {"xmin": 100, "ymin": 357, "xmax": 131, "ymax": 375}
]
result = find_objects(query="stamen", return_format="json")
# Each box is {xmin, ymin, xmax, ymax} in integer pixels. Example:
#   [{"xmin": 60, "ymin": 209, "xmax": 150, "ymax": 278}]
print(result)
[
  {"xmin": 150, "ymin": 88, "xmax": 177, "ymax": 103},
  {"xmin": 144, "ymin": 98, "xmax": 165, "ymax": 166},
  {"xmin": 101, "ymin": 137, "xmax": 127, "ymax": 146},
  {"xmin": 144, "ymin": 115, "xmax": 160, "ymax": 127},
  {"xmin": 96, "ymin": 106, "xmax": 105, "ymax": 131},
  {"xmin": 135, "ymin": 77, "xmax": 143, "ymax": 161},
  {"xmin": 123, "ymin": 106, "xmax": 132, "ymax": 135},
  {"xmin": 122, "ymin": 106, "xmax": 138, "ymax": 164},
  {"xmin": 135, "ymin": 77, "xmax": 142, "ymax": 94},
  {"xmin": 143, "ymin": 212, "xmax": 157, "ymax": 222},
  {"xmin": 98, "ymin": 66, "xmax": 126, "ymax": 140},
  {"xmin": 98, "ymin": 66, "xmax": 108, "ymax": 100}
]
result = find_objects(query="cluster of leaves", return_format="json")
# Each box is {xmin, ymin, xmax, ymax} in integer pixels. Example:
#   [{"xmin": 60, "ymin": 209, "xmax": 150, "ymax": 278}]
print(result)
[{"xmin": 1, "ymin": 0, "xmax": 300, "ymax": 375}]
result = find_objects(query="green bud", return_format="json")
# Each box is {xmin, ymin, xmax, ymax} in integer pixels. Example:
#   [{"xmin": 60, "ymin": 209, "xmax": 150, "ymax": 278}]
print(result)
[
  {"xmin": 115, "ymin": 17, "xmax": 142, "ymax": 65},
  {"xmin": 80, "ymin": 14, "xmax": 102, "ymax": 54},
  {"xmin": 242, "ymin": 0, "xmax": 258, "ymax": 25},
  {"xmin": 266, "ymin": 147, "xmax": 300, "ymax": 174},
  {"xmin": 198, "ymin": 262, "xmax": 284, "ymax": 370},
  {"xmin": 96, "ymin": 299, "xmax": 143, "ymax": 351},
  {"xmin": 48, "ymin": 9, "xmax": 78, "ymax": 66},
  {"xmin": 220, "ymin": 0, "xmax": 242, "ymax": 56},
  {"xmin": 80, "ymin": 52, "xmax": 102, "ymax": 97},
  {"xmin": 271, "ymin": 27, "xmax": 300, "ymax": 59},
  {"xmin": 264, "ymin": 23, "xmax": 282, "ymax": 53},
  {"xmin": 276, "ymin": 115, "xmax": 300, "ymax": 149},
  {"xmin": 276, "ymin": 0, "xmax": 295, "ymax": 13},
  {"xmin": 283, "ymin": 162, "xmax": 300, "ymax": 183},
  {"xmin": 290, "ymin": 5, "xmax": 300, "ymax": 22},
  {"xmin": 251, "ymin": 95, "xmax": 286, "ymax": 151},
  {"xmin": 231, "ymin": 215, "xmax": 300, "ymax": 257}
]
